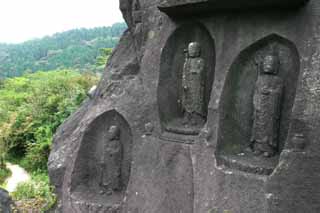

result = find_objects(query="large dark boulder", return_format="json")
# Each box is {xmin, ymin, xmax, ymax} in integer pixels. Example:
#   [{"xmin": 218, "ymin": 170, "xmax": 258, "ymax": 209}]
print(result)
[
  {"xmin": 49, "ymin": 0, "xmax": 320, "ymax": 212},
  {"xmin": 0, "ymin": 188, "xmax": 12, "ymax": 213}
]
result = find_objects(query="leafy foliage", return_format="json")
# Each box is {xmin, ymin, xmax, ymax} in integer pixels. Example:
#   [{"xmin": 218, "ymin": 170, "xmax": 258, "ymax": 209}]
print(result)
[
  {"xmin": 96, "ymin": 48, "xmax": 113, "ymax": 67},
  {"xmin": 0, "ymin": 70, "xmax": 99, "ymax": 172},
  {"xmin": 0, "ymin": 22, "xmax": 123, "ymax": 211},
  {"xmin": 11, "ymin": 171, "xmax": 56, "ymax": 212},
  {"xmin": 0, "ymin": 164, "xmax": 11, "ymax": 185},
  {"xmin": 0, "ymin": 23, "xmax": 126, "ymax": 78}
]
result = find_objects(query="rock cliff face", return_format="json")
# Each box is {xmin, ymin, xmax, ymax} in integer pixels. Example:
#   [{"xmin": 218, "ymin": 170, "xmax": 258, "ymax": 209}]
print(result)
[
  {"xmin": 158, "ymin": 0, "xmax": 309, "ymax": 16},
  {"xmin": 49, "ymin": 0, "xmax": 320, "ymax": 212}
]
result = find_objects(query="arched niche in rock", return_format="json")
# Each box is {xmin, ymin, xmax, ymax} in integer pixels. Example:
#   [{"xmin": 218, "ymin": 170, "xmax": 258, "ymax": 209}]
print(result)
[
  {"xmin": 157, "ymin": 23, "xmax": 215, "ymax": 143},
  {"xmin": 216, "ymin": 34, "xmax": 300, "ymax": 175},
  {"xmin": 70, "ymin": 110, "xmax": 132, "ymax": 206}
]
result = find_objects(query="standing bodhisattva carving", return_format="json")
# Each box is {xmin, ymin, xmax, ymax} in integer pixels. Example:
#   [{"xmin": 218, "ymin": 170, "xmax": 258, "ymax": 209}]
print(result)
[
  {"xmin": 250, "ymin": 54, "xmax": 283, "ymax": 157},
  {"xmin": 181, "ymin": 42, "xmax": 205, "ymax": 126},
  {"xmin": 100, "ymin": 125, "xmax": 122, "ymax": 194}
]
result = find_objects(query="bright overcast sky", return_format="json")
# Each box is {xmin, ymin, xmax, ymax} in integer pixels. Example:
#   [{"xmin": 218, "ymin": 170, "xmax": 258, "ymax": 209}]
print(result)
[{"xmin": 0, "ymin": 0, "xmax": 124, "ymax": 43}]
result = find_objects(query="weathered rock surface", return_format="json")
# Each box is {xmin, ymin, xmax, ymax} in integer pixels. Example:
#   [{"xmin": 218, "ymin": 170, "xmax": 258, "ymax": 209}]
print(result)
[
  {"xmin": 49, "ymin": 0, "xmax": 320, "ymax": 212},
  {"xmin": 158, "ymin": 0, "xmax": 310, "ymax": 16},
  {"xmin": 0, "ymin": 188, "xmax": 12, "ymax": 213}
]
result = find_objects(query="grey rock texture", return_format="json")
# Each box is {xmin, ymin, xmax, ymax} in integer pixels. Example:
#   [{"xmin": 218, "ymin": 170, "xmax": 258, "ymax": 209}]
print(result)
[
  {"xmin": 49, "ymin": 0, "xmax": 320, "ymax": 212},
  {"xmin": 158, "ymin": 0, "xmax": 310, "ymax": 16},
  {"xmin": 0, "ymin": 188, "xmax": 12, "ymax": 213}
]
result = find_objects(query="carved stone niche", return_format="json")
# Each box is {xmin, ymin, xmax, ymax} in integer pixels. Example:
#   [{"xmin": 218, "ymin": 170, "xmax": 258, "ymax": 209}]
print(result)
[
  {"xmin": 157, "ymin": 23, "xmax": 215, "ymax": 143},
  {"xmin": 70, "ymin": 110, "xmax": 132, "ymax": 208},
  {"xmin": 158, "ymin": 0, "xmax": 310, "ymax": 16},
  {"xmin": 216, "ymin": 34, "xmax": 300, "ymax": 175},
  {"xmin": 132, "ymin": 0, "xmax": 142, "ymax": 24}
]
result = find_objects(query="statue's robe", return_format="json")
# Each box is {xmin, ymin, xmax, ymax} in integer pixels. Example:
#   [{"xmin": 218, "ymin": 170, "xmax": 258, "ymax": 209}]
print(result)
[
  {"xmin": 251, "ymin": 74, "xmax": 283, "ymax": 154},
  {"xmin": 101, "ymin": 137, "xmax": 122, "ymax": 192},
  {"xmin": 182, "ymin": 57, "xmax": 205, "ymax": 116}
]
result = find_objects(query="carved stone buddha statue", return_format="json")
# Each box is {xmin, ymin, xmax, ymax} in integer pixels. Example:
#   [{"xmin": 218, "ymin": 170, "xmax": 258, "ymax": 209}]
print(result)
[
  {"xmin": 181, "ymin": 42, "xmax": 205, "ymax": 126},
  {"xmin": 250, "ymin": 54, "xmax": 283, "ymax": 157},
  {"xmin": 100, "ymin": 125, "xmax": 122, "ymax": 194}
]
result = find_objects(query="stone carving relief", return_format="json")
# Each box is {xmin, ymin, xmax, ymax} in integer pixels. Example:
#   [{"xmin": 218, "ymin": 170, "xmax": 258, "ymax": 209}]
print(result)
[
  {"xmin": 99, "ymin": 126, "xmax": 122, "ymax": 195},
  {"xmin": 131, "ymin": 0, "xmax": 145, "ymax": 58},
  {"xmin": 144, "ymin": 122, "xmax": 154, "ymax": 136},
  {"xmin": 158, "ymin": 23, "xmax": 215, "ymax": 143},
  {"xmin": 132, "ymin": 0, "xmax": 142, "ymax": 24},
  {"xmin": 70, "ymin": 110, "xmax": 132, "ymax": 208},
  {"xmin": 217, "ymin": 34, "xmax": 300, "ymax": 175},
  {"xmin": 181, "ymin": 42, "xmax": 206, "ymax": 127},
  {"xmin": 249, "ymin": 54, "xmax": 283, "ymax": 157}
]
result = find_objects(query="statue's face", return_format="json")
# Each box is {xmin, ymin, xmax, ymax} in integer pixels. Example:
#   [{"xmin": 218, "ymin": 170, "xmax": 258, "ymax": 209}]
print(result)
[
  {"xmin": 262, "ymin": 55, "xmax": 279, "ymax": 75},
  {"xmin": 188, "ymin": 42, "xmax": 201, "ymax": 57},
  {"xmin": 108, "ymin": 125, "xmax": 120, "ymax": 139},
  {"xmin": 145, "ymin": 122, "xmax": 154, "ymax": 133}
]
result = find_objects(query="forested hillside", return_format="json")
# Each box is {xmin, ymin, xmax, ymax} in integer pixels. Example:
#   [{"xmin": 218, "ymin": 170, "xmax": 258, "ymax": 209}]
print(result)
[
  {"xmin": 0, "ymin": 70, "xmax": 99, "ymax": 211},
  {"xmin": 0, "ymin": 22, "xmax": 127, "ymax": 78},
  {"xmin": 0, "ymin": 21, "xmax": 125, "ymax": 211}
]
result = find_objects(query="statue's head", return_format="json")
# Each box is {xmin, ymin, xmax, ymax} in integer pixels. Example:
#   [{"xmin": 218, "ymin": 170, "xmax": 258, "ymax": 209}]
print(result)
[
  {"xmin": 144, "ymin": 122, "xmax": 154, "ymax": 135},
  {"xmin": 108, "ymin": 125, "xmax": 120, "ymax": 140},
  {"xmin": 262, "ymin": 54, "xmax": 280, "ymax": 75},
  {"xmin": 188, "ymin": 42, "xmax": 201, "ymax": 57}
]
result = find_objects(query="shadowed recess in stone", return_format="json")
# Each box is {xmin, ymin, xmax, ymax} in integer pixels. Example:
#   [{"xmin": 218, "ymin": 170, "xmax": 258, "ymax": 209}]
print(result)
[
  {"xmin": 216, "ymin": 34, "xmax": 300, "ymax": 175},
  {"xmin": 158, "ymin": 0, "xmax": 310, "ymax": 16},
  {"xmin": 157, "ymin": 23, "xmax": 215, "ymax": 143},
  {"xmin": 70, "ymin": 110, "xmax": 132, "ymax": 207}
]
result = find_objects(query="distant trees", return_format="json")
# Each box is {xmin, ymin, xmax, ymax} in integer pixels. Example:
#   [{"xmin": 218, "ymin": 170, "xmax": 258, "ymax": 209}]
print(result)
[{"xmin": 0, "ymin": 23, "xmax": 127, "ymax": 78}]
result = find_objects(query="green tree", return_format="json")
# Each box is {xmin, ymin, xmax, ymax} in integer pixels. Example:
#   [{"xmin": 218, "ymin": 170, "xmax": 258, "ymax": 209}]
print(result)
[
  {"xmin": 0, "ymin": 70, "xmax": 99, "ymax": 171},
  {"xmin": 96, "ymin": 48, "xmax": 113, "ymax": 67}
]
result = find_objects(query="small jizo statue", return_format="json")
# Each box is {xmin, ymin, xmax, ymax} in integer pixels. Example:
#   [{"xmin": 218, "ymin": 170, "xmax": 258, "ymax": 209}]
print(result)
[
  {"xmin": 100, "ymin": 125, "xmax": 122, "ymax": 194},
  {"xmin": 250, "ymin": 54, "xmax": 283, "ymax": 157},
  {"xmin": 181, "ymin": 42, "xmax": 205, "ymax": 126},
  {"xmin": 144, "ymin": 122, "xmax": 154, "ymax": 136}
]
